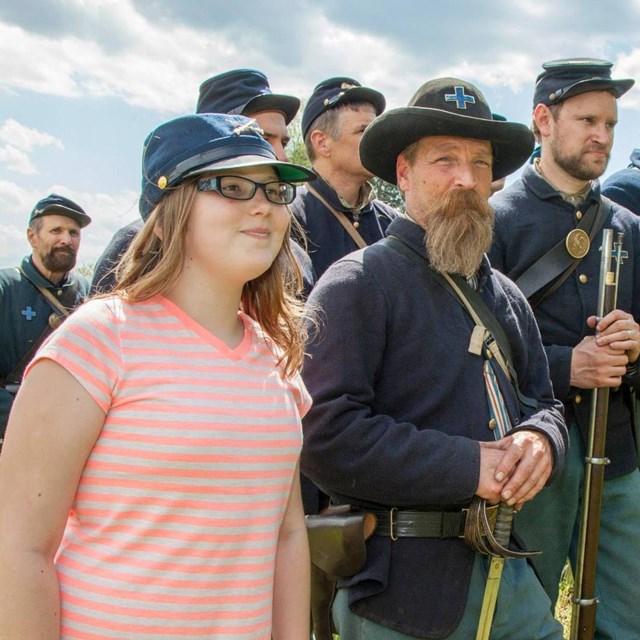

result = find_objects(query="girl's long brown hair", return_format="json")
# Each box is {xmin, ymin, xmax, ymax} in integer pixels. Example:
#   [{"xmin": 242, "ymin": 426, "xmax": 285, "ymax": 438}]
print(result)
[{"xmin": 114, "ymin": 180, "xmax": 308, "ymax": 377}]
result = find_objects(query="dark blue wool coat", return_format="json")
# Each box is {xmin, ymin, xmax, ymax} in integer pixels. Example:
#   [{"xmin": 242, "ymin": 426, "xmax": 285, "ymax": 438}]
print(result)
[
  {"xmin": 490, "ymin": 163, "xmax": 640, "ymax": 478},
  {"xmin": 0, "ymin": 257, "xmax": 89, "ymax": 436},
  {"xmin": 291, "ymin": 172, "xmax": 397, "ymax": 279},
  {"xmin": 301, "ymin": 216, "xmax": 566, "ymax": 638},
  {"xmin": 602, "ymin": 149, "xmax": 640, "ymax": 215}
]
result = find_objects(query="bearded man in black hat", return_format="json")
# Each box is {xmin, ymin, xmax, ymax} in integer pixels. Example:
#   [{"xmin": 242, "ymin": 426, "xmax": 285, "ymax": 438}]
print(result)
[
  {"xmin": 300, "ymin": 79, "xmax": 567, "ymax": 640},
  {"xmin": 490, "ymin": 58, "xmax": 640, "ymax": 638}
]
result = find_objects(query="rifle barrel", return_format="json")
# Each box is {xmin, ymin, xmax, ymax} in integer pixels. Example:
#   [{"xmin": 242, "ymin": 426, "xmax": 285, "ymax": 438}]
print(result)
[{"xmin": 570, "ymin": 229, "xmax": 620, "ymax": 640}]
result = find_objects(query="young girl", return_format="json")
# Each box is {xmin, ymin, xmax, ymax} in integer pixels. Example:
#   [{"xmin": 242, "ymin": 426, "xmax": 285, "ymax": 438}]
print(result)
[{"xmin": 0, "ymin": 113, "xmax": 315, "ymax": 640}]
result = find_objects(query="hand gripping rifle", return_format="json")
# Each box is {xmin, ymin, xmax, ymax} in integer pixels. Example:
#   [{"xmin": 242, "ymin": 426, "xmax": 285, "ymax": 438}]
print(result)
[{"xmin": 570, "ymin": 229, "xmax": 623, "ymax": 640}]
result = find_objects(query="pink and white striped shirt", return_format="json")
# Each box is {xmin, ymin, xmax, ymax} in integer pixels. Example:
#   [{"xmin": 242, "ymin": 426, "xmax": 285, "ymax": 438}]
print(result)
[{"xmin": 27, "ymin": 295, "xmax": 310, "ymax": 639}]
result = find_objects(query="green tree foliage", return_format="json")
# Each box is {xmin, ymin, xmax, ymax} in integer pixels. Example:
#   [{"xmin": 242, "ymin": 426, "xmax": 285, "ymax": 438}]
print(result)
[
  {"xmin": 285, "ymin": 116, "xmax": 311, "ymax": 169},
  {"xmin": 372, "ymin": 177, "xmax": 405, "ymax": 213}
]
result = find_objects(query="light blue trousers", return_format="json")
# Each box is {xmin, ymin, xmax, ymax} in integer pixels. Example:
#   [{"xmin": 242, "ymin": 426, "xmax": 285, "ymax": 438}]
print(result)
[
  {"xmin": 332, "ymin": 553, "xmax": 563, "ymax": 640},
  {"xmin": 515, "ymin": 423, "xmax": 640, "ymax": 640}
]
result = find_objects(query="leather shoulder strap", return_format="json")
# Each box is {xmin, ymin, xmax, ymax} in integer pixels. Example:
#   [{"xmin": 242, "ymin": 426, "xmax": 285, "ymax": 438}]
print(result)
[
  {"xmin": 18, "ymin": 266, "xmax": 76, "ymax": 318},
  {"xmin": 307, "ymin": 184, "xmax": 368, "ymax": 249},
  {"xmin": 381, "ymin": 236, "xmax": 538, "ymax": 412},
  {"xmin": 515, "ymin": 197, "xmax": 612, "ymax": 303}
]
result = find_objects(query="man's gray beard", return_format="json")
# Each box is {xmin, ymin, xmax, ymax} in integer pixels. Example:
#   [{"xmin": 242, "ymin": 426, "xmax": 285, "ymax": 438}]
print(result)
[{"xmin": 421, "ymin": 190, "xmax": 494, "ymax": 278}]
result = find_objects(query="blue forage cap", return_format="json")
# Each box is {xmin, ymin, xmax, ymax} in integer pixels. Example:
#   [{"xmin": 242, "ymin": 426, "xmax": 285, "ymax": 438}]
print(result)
[
  {"xmin": 139, "ymin": 113, "xmax": 315, "ymax": 220},
  {"xmin": 533, "ymin": 58, "xmax": 634, "ymax": 108},
  {"xmin": 196, "ymin": 69, "xmax": 300, "ymax": 125},
  {"xmin": 29, "ymin": 193, "xmax": 91, "ymax": 228},
  {"xmin": 301, "ymin": 76, "xmax": 386, "ymax": 139}
]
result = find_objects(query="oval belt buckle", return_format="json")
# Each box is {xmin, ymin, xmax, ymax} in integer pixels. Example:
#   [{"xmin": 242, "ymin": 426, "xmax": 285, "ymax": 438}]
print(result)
[{"xmin": 565, "ymin": 228, "xmax": 590, "ymax": 259}]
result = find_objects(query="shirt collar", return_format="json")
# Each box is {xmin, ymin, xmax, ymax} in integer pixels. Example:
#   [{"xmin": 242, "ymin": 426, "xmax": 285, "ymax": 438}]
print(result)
[
  {"xmin": 310, "ymin": 171, "xmax": 374, "ymax": 213},
  {"xmin": 522, "ymin": 162, "xmax": 601, "ymax": 206}
]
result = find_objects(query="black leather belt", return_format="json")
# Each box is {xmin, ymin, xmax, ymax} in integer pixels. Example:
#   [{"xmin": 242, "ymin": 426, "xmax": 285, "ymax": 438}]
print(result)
[{"xmin": 371, "ymin": 506, "xmax": 498, "ymax": 541}]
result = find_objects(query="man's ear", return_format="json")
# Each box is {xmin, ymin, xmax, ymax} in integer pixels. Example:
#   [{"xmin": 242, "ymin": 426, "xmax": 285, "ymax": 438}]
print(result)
[
  {"xmin": 310, "ymin": 129, "xmax": 332, "ymax": 158},
  {"xmin": 26, "ymin": 227, "xmax": 37, "ymax": 249},
  {"xmin": 533, "ymin": 103, "xmax": 554, "ymax": 139},
  {"xmin": 396, "ymin": 153, "xmax": 410, "ymax": 193}
]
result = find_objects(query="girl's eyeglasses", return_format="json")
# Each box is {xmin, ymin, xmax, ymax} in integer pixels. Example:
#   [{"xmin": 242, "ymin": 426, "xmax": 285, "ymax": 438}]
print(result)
[{"xmin": 196, "ymin": 176, "xmax": 297, "ymax": 205}]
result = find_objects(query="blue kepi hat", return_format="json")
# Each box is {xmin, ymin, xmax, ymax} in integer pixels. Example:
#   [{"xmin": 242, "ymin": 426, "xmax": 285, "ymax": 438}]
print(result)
[{"xmin": 140, "ymin": 113, "xmax": 315, "ymax": 220}]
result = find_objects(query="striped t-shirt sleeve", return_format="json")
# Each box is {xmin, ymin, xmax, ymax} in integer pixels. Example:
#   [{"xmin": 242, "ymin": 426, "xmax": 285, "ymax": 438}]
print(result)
[{"xmin": 25, "ymin": 297, "xmax": 122, "ymax": 413}]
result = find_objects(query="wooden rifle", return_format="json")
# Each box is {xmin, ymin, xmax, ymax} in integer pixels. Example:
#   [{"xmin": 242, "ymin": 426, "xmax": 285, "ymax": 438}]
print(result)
[{"xmin": 570, "ymin": 229, "xmax": 623, "ymax": 640}]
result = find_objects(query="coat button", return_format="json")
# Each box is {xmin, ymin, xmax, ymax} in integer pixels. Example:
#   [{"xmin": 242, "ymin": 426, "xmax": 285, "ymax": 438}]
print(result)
[
  {"xmin": 579, "ymin": 274, "xmax": 588, "ymax": 284},
  {"xmin": 576, "ymin": 210, "xmax": 583, "ymax": 220},
  {"xmin": 488, "ymin": 418, "xmax": 497, "ymax": 430},
  {"xmin": 575, "ymin": 395, "xmax": 582, "ymax": 404}
]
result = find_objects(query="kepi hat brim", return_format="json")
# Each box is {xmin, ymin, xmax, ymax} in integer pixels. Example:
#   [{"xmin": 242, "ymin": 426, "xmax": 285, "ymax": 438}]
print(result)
[{"xmin": 360, "ymin": 78, "xmax": 534, "ymax": 185}]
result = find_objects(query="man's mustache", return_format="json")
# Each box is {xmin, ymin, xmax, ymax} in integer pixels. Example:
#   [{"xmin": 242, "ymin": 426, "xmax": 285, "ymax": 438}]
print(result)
[
  {"xmin": 52, "ymin": 247, "xmax": 76, "ymax": 256},
  {"xmin": 585, "ymin": 142, "xmax": 610, "ymax": 155}
]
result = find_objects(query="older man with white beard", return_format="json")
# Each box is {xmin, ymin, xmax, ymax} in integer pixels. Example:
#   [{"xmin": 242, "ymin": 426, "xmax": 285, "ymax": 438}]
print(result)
[{"xmin": 300, "ymin": 78, "xmax": 568, "ymax": 640}]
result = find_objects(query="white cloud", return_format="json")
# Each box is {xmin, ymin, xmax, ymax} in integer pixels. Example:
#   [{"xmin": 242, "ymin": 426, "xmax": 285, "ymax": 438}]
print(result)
[
  {"xmin": 0, "ymin": 118, "xmax": 64, "ymax": 152},
  {"xmin": 0, "ymin": 3, "xmax": 249, "ymax": 114},
  {"xmin": 613, "ymin": 48, "xmax": 640, "ymax": 110},
  {"xmin": 0, "ymin": 119, "xmax": 64, "ymax": 176},
  {"xmin": 0, "ymin": 145, "xmax": 37, "ymax": 175}
]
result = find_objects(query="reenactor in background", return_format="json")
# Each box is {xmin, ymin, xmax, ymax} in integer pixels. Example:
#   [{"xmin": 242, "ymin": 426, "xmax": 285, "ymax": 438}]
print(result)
[
  {"xmin": 490, "ymin": 58, "xmax": 640, "ymax": 638},
  {"xmin": 291, "ymin": 77, "xmax": 398, "ymax": 279},
  {"xmin": 602, "ymin": 147, "xmax": 640, "ymax": 214},
  {"xmin": 91, "ymin": 69, "xmax": 315, "ymax": 295},
  {"xmin": 0, "ymin": 194, "xmax": 91, "ymax": 446}
]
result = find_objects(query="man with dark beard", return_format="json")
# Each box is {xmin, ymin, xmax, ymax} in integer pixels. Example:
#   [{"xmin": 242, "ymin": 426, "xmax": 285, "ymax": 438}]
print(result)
[
  {"xmin": 300, "ymin": 78, "xmax": 567, "ymax": 640},
  {"xmin": 490, "ymin": 58, "xmax": 640, "ymax": 638},
  {"xmin": 0, "ymin": 194, "xmax": 91, "ymax": 447}
]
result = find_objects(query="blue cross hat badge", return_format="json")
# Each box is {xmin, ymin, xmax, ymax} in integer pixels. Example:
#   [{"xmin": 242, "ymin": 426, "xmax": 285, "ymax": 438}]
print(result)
[{"xmin": 445, "ymin": 86, "xmax": 476, "ymax": 110}]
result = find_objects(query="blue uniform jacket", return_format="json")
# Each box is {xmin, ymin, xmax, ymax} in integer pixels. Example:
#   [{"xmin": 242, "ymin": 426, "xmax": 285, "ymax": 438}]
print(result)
[
  {"xmin": 90, "ymin": 219, "xmax": 142, "ymax": 294},
  {"xmin": 291, "ymin": 172, "xmax": 398, "ymax": 278},
  {"xmin": 0, "ymin": 257, "xmax": 89, "ymax": 437},
  {"xmin": 602, "ymin": 148, "xmax": 640, "ymax": 215},
  {"xmin": 490, "ymin": 163, "xmax": 640, "ymax": 478},
  {"xmin": 301, "ymin": 216, "xmax": 566, "ymax": 638}
]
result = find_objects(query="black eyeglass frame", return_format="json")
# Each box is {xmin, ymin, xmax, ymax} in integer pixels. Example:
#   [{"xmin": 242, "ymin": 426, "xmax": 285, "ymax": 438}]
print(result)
[{"xmin": 196, "ymin": 175, "xmax": 297, "ymax": 205}]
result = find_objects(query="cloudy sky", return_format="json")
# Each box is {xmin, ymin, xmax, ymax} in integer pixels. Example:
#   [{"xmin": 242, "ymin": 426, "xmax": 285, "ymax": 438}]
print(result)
[{"xmin": 1, "ymin": 0, "xmax": 640, "ymax": 268}]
